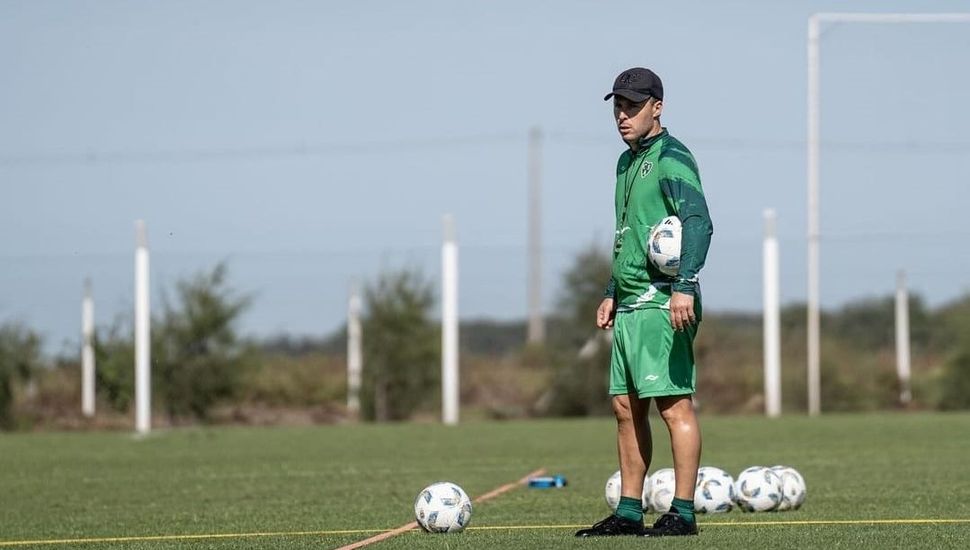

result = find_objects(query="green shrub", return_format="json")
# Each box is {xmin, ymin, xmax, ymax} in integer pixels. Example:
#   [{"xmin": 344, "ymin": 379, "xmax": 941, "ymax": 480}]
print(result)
[
  {"xmin": 360, "ymin": 269, "xmax": 439, "ymax": 421},
  {"xmin": 241, "ymin": 353, "xmax": 345, "ymax": 406},
  {"xmin": 94, "ymin": 319, "xmax": 136, "ymax": 413},
  {"xmin": 937, "ymin": 351, "xmax": 970, "ymax": 410},
  {"xmin": 154, "ymin": 263, "xmax": 254, "ymax": 421},
  {"xmin": 0, "ymin": 323, "xmax": 42, "ymax": 429}
]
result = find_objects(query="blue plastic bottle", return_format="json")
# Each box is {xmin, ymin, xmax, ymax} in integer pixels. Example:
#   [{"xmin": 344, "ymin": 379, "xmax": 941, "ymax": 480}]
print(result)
[{"xmin": 527, "ymin": 475, "xmax": 568, "ymax": 488}]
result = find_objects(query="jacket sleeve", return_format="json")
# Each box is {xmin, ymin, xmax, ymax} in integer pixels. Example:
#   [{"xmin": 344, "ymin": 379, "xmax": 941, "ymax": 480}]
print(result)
[
  {"xmin": 604, "ymin": 277, "xmax": 616, "ymax": 298},
  {"xmin": 657, "ymin": 151, "xmax": 713, "ymax": 295}
]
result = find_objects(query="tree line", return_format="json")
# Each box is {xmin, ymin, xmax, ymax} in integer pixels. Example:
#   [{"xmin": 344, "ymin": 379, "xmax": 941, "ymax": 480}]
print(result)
[{"xmin": 2, "ymin": 248, "xmax": 970, "ymax": 430}]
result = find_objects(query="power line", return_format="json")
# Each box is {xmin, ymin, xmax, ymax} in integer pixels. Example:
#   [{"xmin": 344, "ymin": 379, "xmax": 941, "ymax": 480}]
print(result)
[
  {"xmin": 821, "ymin": 230, "xmax": 970, "ymax": 242},
  {"xmin": 0, "ymin": 243, "xmax": 595, "ymax": 261},
  {"xmin": 0, "ymin": 132, "xmax": 523, "ymax": 167},
  {"xmin": 4, "ymin": 133, "xmax": 970, "ymax": 167},
  {"xmin": 549, "ymin": 131, "xmax": 970, "ymax": 154}
]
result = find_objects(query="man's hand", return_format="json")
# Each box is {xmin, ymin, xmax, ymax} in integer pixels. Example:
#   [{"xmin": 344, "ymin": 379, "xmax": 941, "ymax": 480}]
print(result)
[
  {"xmin": 596, "ymin": 298, "xmax": 616, "ymax": 330},
  {"xmin": 669, "ymin": 292, "xmax": 696, "ymax": 331}
]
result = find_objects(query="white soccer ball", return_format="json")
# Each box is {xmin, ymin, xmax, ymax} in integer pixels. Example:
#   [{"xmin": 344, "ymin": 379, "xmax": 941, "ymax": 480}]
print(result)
[
  {"xmin": 735, "ymin": 467, "xmax": 783, "ymax": 512},
  {"xmin": 771, "ymin": 466, "xmax": 807, "ymax": 511},
  {"xmin": 694, "ymin": 466, "xmax": 736, "ymax": 513},
  {"xmin": 647, "ymin": 216, "xmax": 682, "ymax": 276},
  {"xmin": 604, "ymin": 470, "xmax": 651, "ymax": 512},
  {"xmin": 414, "ymin": 482, "xmax": 473, "ymax": 533},
  {"xmin": 647, "ymin": 468, "xmax": 677, "ymax": 513}
]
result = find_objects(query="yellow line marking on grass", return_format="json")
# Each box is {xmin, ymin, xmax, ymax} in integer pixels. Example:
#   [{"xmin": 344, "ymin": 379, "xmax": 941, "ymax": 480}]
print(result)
[
  {"xmin": 2, "ymin": 516, "xmax": 966, "ymax": 547},
  {"xmin": 469, "ymin": 518, "xmax": 970, "ymax": 530},
  {"xmin": 333, "ymin": 467, "xmax": 546, "ymax": 550},
  {"xmin": 701, "ymin": 518, "xmax": 970, "ymax": 527},
  {"xmin": 0, "ymin": 530, "xmax": 383, "ymax": 547}
]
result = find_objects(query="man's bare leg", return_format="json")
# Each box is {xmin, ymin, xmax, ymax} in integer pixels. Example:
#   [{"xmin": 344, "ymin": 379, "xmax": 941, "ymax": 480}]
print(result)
[
  {"xmin": 574, "ymin": 394, "xmax": 653, "ymax": 538},
  {"xmin": 656, "ymin": 395, "xmax": 701, "ymax": 503},
  {"xmin": 614, "ymin": 393, "xmax": 653, "ymax": 501}
]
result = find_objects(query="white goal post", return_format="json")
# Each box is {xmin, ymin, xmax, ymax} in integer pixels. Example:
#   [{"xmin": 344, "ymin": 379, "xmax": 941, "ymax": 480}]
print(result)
[{"xmin": 806, "ymin": 12, "xmax": 970, "ymax": 416}]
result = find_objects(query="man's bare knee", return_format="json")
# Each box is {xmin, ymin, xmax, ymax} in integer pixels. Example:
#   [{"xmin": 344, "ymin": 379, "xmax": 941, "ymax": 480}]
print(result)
[
  {"xmin": 612, "ymin": 395, "xmax": 634, "ymax": 423},
  {"xmin": 657, "ymin": 396, "xmax": 695, "ymax": 424}
]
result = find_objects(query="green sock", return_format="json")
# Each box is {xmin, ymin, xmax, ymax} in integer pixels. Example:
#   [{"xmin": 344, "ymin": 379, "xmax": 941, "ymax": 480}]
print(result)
[
  {"xmin": 615, "ymin": 496, "xmax": 644, "ymax": 522},
  {"xmin": 671, "ymin": 497, "xmax": 695, "ymax": 524}
]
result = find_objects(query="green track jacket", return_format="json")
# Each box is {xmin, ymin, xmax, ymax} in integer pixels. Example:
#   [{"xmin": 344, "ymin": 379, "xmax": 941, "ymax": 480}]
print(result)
[{"xmin": 604, "ymin": 128, "xmax": 713, "ymax": 314}]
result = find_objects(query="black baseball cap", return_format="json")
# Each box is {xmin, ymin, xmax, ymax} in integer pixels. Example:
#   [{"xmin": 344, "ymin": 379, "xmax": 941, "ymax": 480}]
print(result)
[{"xmin": 604, "ymin": 67, "xmax": 663, "ymax": 102}]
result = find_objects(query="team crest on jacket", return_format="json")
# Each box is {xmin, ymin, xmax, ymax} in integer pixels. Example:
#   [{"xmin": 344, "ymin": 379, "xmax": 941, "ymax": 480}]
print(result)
[{"xmin": 640, "ymin": 161, "xmax": 653, "ymax": 177}]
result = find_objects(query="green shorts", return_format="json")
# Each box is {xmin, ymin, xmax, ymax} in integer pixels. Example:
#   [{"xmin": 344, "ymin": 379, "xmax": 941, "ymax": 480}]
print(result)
[{"xmin": 609, "ymin": 307, "xmax": 698, "ymax": 398}]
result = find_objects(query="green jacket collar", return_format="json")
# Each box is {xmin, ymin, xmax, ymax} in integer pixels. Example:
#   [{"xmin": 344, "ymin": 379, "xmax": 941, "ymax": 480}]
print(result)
[{"xmin": 633, "ymin": 127, "xmax": 667, "ymax": 154}]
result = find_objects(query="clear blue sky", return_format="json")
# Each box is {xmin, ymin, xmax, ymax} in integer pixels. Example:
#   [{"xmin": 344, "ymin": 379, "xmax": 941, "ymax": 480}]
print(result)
[{"xmin": 2, "ymin": 0, "xmax": 969, "ymax": 351}]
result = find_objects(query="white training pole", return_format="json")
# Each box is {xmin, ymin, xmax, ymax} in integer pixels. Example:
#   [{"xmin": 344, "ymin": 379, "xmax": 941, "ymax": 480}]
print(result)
[
  {"xmin": 347, "ymin": 283, "xmax": 363, "ymax": 420},
  {"xmin": 806, "ymin": 12, "xmax": 970, "ymax": 417},
  {"xmin": 441, "ymin": 214, "xmax": 459, "ymax": 426},
  {"xmin": 81, "ymin": 279, "xmax": 95, "ymax": 418},
  {"xmin": 763, "ymin": 209, "xmax": 782, "ymax": 418},
  {"xmin": 895, "ymin": 270, "xmax": 913, "ymax": 405},
  {"xmin": 134, "ymin": 220, "xmax": 151, "ymax": 435}
]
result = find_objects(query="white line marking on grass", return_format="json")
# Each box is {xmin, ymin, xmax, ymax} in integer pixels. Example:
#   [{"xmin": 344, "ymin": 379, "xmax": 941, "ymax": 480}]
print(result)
[
  {"xmin": 3, "ymin": 516, "xmax": 967, "ymax": 548},
  {"xmin": 472, "ymin": 468, "xmax": 548, "ymax": 504},
  {"xmin": 334, "ymin": 467, "xmax": 547, "ymax": 550}
]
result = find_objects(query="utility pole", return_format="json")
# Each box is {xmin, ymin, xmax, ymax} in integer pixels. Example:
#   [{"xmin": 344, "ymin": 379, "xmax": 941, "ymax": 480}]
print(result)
[{"xmin": 527, "ymin": 126, "xmax": 545, "ymax": 344}]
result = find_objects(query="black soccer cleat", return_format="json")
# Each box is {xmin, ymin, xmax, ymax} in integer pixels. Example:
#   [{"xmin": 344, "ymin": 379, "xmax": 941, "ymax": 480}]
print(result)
[
  {"xmin": 574, "ymin": 514, "xmax": 644, "ymax": 537},
  {"xmin": 641, "ymin": 510, "xmax": 699, "ymax": 537}
]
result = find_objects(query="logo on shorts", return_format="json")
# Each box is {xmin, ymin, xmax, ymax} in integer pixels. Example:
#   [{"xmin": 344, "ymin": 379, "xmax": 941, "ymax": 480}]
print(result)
[{"xmin": 644, "ymin": 375, "xmax": 659, "ymax": 381}]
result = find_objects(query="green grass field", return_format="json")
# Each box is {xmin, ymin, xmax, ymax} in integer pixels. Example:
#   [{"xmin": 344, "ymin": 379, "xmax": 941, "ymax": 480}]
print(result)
[{"xmin": 2, "ymin": 413, "xmax": 969, "ymax": 549}]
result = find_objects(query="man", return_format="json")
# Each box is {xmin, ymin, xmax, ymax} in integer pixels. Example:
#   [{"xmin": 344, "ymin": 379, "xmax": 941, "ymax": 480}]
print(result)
[{"xmin": 575, "ymin": 67, "xmax": 713, "ymax": 538}]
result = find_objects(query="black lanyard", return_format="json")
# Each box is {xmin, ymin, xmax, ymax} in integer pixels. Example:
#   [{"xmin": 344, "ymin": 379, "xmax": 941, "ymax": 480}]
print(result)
[{"xmin": 614, "ymin": 154, "xmax": 647, "ymax": 252}]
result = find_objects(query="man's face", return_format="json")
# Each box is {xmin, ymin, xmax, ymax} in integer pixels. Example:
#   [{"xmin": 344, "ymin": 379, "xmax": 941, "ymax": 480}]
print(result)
[{"xmin": 613, "ymin": 96, "xmax": 662, "ymax": 144}]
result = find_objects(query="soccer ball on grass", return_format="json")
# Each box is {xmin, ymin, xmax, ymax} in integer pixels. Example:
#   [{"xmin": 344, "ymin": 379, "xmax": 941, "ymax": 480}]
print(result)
[
  {"xmin": 647, "ymin": 468, "xmax": 677, "ymax": 513},
  {"xmin": 414, "ymin": 482, "xmax": 473, "ymax": 533},
  {"xmin": 604, "ymin": 469, "xmax": 651, "ymax": 512},
  {"xmin": 771, "ymin": 465, "xmax": 807, "ymax": 511},
  {"xmin": 694, "ymin": 466, "xmax": 736, "ymax": 513},
  {"xmin": 734, "ymin": 466, "xmax": 783, "ymax": 512}
]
